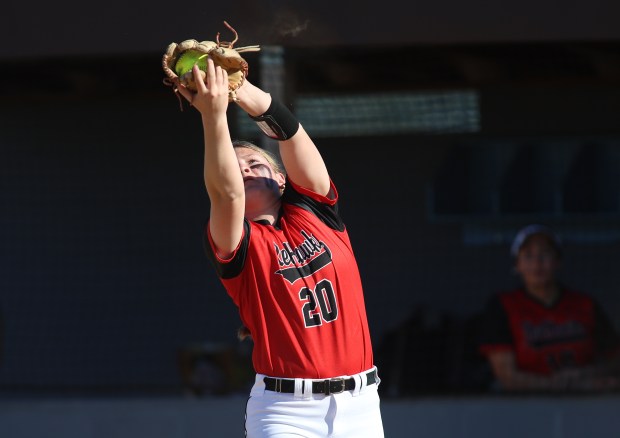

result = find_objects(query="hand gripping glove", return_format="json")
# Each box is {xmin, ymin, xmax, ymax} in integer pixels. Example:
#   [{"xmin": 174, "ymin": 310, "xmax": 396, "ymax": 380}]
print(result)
[{"xmin": 162, "ymin": 21, "xmax": 260, "ymax": 108}]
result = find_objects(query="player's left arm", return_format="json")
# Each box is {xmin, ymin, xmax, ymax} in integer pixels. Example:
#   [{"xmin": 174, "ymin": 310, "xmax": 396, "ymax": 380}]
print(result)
[{"xmin": 235, "ymin": 80, "xmax": 331, "ymax": 197}]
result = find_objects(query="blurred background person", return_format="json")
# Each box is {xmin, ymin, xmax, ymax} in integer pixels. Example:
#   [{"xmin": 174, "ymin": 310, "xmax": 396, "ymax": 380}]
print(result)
[{"xmin": 479, "ymin": 224, "xmax": 620, "ymax": 392}]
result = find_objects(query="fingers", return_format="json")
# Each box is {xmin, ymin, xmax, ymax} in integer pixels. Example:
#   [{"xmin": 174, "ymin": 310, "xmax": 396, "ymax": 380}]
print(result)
[
  {"xmin": 206, "ymin": 57, "xmax": 217, "ymax": 91},
  {"xmin": 194, "ymin": 63, "xmax": 208, "ymax": 94},
  {"xmin": 175, "ymin": 81, "xmax": 194, "ymax": 103},
  {"xmin": 177, "ymin": 58, "xmax": 229, "ymax": 113},
  {"xmin": 206, "ymin": 57, "xmax": 228, "ymax": 92},
  {"xmin": 220, "ymin": 67, "xmax": 229, "ymax": 89}
]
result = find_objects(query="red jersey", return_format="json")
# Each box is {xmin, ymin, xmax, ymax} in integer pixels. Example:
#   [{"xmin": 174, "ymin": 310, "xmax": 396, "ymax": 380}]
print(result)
[
  {"xmin": 479, "ymin": 288, "xmax": 620, "ymax": 375},
  {"xmin": 204, "ymin": 178, "xmax": 374, "ymax": 379}
]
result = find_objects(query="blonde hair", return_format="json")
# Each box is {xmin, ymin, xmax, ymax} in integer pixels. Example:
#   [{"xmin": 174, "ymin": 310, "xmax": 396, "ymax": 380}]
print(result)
[{"xmin": 232, "ymin": 140, "xmax": 285, "ymax": 176}]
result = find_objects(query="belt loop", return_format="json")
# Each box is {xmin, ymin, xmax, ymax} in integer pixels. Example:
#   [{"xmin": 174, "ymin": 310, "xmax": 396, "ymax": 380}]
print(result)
[
  {"xmin": 351, "ymin": 373, "xmax": 363, "ymax": 397},
  {"xmin": 302, "ymin": 378, "xmax": 313, "ymax": 400},
  {"xmin": 359, "ymin": 370, "xmax": 369, "ymax": 393},
  {"xmin": 253, "ymin": 374, "xmax": 267, "ymax": 397},
  {"xmin": 293, "ymin": 378, "xmax": 304, "ymax": 399}
]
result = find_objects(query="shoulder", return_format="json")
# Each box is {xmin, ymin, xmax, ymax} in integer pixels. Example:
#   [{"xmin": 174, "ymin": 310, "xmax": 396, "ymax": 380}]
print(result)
[
  {"xmin": 489, "ymin": 289, "xmax": 522, "ymax": 307},
  {"xmin": 561, "ymin": 288, "xmax": 591, "ymax": 300},
  {"xmin": 282, "ymin": 177, "xmax": 344, "ymax": 232},
  {"xmin": 482, "ymin": 291, "xmax": 513, "ymax": 317},
  {"xmin": 204, "ymin": 219, "xmax": 255, "ymax": 279},
  {"xmin": 559, "ymin": 288, "xmax": 597, "ymax": 307}
]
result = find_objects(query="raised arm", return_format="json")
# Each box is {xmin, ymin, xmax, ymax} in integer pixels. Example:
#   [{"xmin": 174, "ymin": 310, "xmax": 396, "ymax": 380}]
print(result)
[
  {"xmin": 235, "ymin": 81, "xmax": 331, "ymax": 197},
  {"xmin": 177, "ymin": 60, "xmax": 245, "ymax": 258}
]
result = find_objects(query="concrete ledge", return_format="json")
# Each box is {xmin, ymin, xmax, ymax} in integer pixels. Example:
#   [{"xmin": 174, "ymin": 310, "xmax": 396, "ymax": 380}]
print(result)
[{"xmin": 2, "ymin": 395, "xmax": 619, "ymax": 437}]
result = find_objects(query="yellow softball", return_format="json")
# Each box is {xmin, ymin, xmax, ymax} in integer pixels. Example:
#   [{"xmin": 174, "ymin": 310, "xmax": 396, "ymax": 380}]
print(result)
[{"xmin": 174, "ymin": 50, "xmax": 208, "ymax": 77}]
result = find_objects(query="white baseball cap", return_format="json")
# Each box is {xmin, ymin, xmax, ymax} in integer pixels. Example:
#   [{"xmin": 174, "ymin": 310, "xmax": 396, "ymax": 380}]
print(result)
[{"xmin": 510, "ymin": 224, "xmax": 562, "ymax": 258}]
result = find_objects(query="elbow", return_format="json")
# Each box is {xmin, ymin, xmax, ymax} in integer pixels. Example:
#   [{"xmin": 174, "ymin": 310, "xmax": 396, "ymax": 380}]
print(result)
[
  {"xmin": 204, "ymin": 175, "xmax": 244, "ymax": 200},
  {"xmin": 206, "ymin": 183, "xmax": 245, "ymax": 204},
  {"xmin": 495, "ymin": 374, "xmax": 519, "ymax": 391}
]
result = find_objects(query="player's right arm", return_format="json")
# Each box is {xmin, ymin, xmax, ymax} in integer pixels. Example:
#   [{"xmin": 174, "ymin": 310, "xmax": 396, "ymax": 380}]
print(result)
[{"xmin": 178, "ymin": 60, "xmax": 245, "ymax": 258}]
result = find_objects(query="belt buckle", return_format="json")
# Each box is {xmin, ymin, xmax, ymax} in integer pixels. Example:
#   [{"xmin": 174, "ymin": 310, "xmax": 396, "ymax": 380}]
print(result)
[{"xmin": 325, "ymin": 378, "xmax": 345, "ymax": 395}]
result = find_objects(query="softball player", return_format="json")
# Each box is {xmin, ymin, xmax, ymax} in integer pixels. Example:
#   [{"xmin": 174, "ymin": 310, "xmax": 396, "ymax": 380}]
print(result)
[
  {"xmin": 177, "ymin": 59, "xmax": 384, "ymax": 437},
  {"xmin": 479, "ymin": 224, "xmax": 620, "ymax": 391}
]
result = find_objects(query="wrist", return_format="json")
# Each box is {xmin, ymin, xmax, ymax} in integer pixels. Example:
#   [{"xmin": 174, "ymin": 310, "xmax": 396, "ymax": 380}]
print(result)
[
  {"xmin": 249, "ymin": 99, "xmax": 300, "ymax": 141},
  {"xmin": 201, "ymin": 112, "xmax": 228, "ymax": 129},
  {"xmin": 235, "ymin": 81, "xmax": 271, "ymax": 116}
]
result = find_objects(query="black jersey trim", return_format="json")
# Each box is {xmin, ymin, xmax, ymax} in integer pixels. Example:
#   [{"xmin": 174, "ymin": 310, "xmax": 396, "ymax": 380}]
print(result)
[
  {"xmin": 282, "ymin": 179, "xmax": 345, "ymax": 232},
  {"xmin": 203, "ymin": 219, "xmax": 251, "ymax": 279},
  {"xmin": 203, "ymin": 180, "xmax": 344, "ymax": 278}
]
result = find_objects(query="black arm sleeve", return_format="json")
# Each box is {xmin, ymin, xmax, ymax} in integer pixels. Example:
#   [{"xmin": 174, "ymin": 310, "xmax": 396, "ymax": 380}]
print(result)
[
  {"xmin": 203, "ymin": 219, "xmax": 251, "ymax": 279},
  {"xmin": 282, "ymin": 181, "xmax": 345, "ymax": 232}
]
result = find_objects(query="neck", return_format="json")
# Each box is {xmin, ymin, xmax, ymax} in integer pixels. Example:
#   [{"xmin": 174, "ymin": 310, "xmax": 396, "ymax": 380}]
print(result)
[
  {"xmin": 525, "ymin": 282, "xmax": 559, "ymax": 306},
  {"xmin": 246, "ymin": 201, "xmax": 281, "ymax": 225},
  {"xmin": 250, "ymin": 212, "xmax": 278, "ymax": 225}
]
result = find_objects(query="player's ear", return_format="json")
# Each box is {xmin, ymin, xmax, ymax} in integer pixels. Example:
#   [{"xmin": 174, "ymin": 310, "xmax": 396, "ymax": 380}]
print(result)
[{"xmin": 275, "ymin": 172, "xmax": 286, "ymax": 188}]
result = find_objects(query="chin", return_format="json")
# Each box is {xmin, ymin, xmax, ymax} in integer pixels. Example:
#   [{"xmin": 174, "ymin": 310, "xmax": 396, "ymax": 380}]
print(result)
[{"xmin": 527, "ymin": 277, "xmax": 555, "ymax": 288}]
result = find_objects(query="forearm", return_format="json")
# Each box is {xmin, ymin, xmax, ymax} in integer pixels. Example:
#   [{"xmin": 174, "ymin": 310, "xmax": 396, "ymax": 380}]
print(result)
[
  {"xmin": 497, "ymin": 368, "xmax": 568, "ymax": 391},
  {"xmin": 236, "ymin": 81, "xmax": 330, "ymax": 195},
  {"xmin": 202, "ymin": 113, "xmax": 243, "ymax": 200},
  {"xmin": 278, "ymin": 126, "xmax": 330, "ymax": 195},
  {"xmin": 489, "ymin": 351, "xmax": 571, "ymax": 391},
  {"xmin": 234, "ymin": 80, "xmax": 272, "ymax": 117},
  {"xmin": 496, "ymin": 365, "xmax": 619, "ymax": 392},
  {"xmin": 572, "ymin": 355, "xmax": 620, "ymax": 380}
]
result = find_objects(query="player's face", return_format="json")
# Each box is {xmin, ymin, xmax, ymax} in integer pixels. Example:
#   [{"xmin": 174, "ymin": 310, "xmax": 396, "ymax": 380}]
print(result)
[
  {"xmin": 515, "ymin": 235, "xmax": 560, "ymax": 289},
  {"xmin": 235, "ymin": 147, "xmax": 285, "ymax": 210}
]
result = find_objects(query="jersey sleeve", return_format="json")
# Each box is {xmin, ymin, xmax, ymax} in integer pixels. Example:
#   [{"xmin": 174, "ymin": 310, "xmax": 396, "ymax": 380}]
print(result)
[
  {"xmin": 203, "ymin": 218, "xmax": 251, "ymax": 279},
  {"xmin": 479, "ymin": 294, "xmax": 515, "ymax": 356},
  {"xmin": 283, "ymin": 177, "xmax": 345, "ymax": 232}
]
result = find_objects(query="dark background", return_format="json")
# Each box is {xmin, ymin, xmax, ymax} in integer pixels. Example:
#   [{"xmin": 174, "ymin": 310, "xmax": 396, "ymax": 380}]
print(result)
[
  {"xmin": 2, "ymin": 0, "xmax": 620, "ymax": 58},
  {"xmin": 1, "ymin": 1, "xmax": 619, "ymax": 394}
]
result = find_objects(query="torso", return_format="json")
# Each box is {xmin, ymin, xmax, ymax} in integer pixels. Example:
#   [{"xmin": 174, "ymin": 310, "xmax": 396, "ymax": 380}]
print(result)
[
  {"xmin": 205, "ymin": 179, "xmax": 374, "ymax": 378},
  {"xmin": 500, "ymin": 289, "xmax": 597, "ymax": 374}
]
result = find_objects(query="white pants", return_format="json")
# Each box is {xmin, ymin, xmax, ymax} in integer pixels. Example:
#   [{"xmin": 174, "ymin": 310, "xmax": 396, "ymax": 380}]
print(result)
[{"xmin": 245, "ymin": 367, "xmax": 384, "ymax": 437}]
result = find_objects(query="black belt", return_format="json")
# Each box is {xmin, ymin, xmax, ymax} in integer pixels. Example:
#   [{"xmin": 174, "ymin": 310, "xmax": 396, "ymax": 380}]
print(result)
[{"xmin": 264, "ymin": 369, "xmax": 377, "ymax": 395}]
